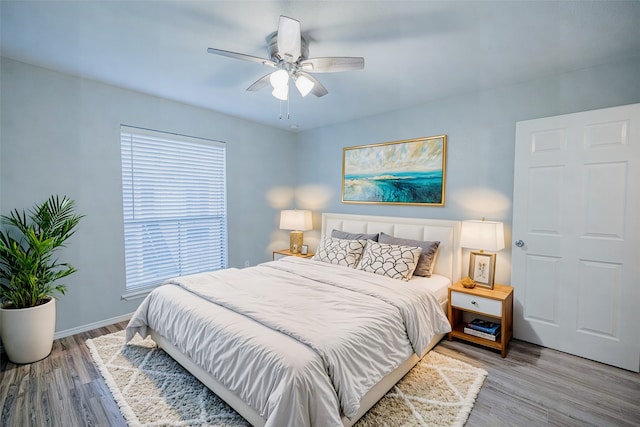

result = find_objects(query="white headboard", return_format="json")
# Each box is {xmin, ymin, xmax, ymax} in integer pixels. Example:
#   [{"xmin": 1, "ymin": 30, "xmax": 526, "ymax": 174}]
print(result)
[{"xmin": 322, "ymin": 212, "xmax": 462, "ymax": 283}]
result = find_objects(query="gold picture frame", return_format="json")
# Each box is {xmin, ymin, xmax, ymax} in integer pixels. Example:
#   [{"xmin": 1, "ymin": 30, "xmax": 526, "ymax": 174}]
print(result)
[
  {"xmin": 469, "ymin": 251, "xmax": 496, "ymax": 289},
  {"xmin": 342, "ymin": 135, "xmax": 447, "ymax": 206}
]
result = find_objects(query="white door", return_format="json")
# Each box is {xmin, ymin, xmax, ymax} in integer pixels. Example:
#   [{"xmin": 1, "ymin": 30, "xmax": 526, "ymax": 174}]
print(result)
[{"xmin": 512, "ymin": 103, "xmax": 640, "ymax": 372}]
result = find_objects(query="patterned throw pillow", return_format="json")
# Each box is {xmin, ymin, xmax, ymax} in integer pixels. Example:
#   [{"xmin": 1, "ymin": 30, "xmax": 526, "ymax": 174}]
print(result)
[
  {"xmin": 356, "ymin": 240, "xmax": 423, "ymax": 281},
  {"xmin": 378, "ymin": 232, "xmax": 440, "ymax": 277},
  {"xmin": 312, "ymin": 236, "xmax": 367, "ymax": 268}
]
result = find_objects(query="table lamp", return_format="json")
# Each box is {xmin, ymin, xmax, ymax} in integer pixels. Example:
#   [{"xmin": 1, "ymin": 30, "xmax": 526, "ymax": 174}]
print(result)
[{"xmin": 280, "ymin": 210, "xmax": 312, "ymax": 254}]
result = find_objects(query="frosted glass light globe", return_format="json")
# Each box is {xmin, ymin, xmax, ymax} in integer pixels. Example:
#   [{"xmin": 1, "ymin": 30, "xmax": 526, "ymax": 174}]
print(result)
[{"xmin": 269, "ymin": 69, "xmax": 289, "ymax": 88}]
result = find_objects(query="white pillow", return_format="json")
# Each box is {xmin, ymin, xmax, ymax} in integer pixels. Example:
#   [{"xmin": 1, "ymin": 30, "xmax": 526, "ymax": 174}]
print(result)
[
  {"xmin": 312, "ymin": 236, "xmax": 367, "ymax": 268},
  {"xmin": 356, "ymin": 240, "xmax": 422, "ymax": 281}
]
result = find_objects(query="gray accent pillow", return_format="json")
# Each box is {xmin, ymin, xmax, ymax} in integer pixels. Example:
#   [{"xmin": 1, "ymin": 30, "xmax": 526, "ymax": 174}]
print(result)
[
  {"xmin": 312, "ymin": 236, "xmax": 367, "ymax": 268},
  {"xmin": 356, "ymin": 240, "xmax": 422, "ymax": 281},
  {"xmin": 378, "ymin": 232, "xmax": 440, "ymax": 277},
  {"xmin": 331, "ymin": 229, "xmax": 379, "ymax": 242}
]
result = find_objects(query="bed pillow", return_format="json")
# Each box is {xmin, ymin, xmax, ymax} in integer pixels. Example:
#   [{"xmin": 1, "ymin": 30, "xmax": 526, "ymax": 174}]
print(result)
[
  {"xmin": 378, "ymin": 232, "xmax": 440, "ymax": 277},
  {"xmin": 312, "ymin": 236, "xmax": 367, "ymax": 268},
  {"xmin": 356, "ymin": 240, "xmax": 422, "ymax": 281},
  {"xmin": 331, "ymin": 229, "xmax": 379, "ymax": 242}
]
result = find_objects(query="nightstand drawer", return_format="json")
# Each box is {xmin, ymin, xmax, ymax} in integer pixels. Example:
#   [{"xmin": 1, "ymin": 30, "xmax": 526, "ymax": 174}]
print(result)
[
  {"xmin": 273, "ymin": 252, "xmax": 288, "ymax": 261},
  {"xmin": 451, "ymin": 291, "xmax": 502, "ymax": 317}
]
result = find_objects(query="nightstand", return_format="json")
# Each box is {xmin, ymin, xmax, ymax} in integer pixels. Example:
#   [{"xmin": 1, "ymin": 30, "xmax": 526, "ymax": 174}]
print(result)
[
  {"xmin": 272, "ymin": 249, "xmax": 314, "ymax": 261},
  {"xmin": 448, "ymin": 281, "xmax": 514, "ymax": 357}
]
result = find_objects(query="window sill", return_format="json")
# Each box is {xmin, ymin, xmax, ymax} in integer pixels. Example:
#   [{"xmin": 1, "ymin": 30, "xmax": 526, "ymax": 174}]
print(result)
[{"xmin": 121, "ymin": 287, "xmax": 157, "ymax": 301}]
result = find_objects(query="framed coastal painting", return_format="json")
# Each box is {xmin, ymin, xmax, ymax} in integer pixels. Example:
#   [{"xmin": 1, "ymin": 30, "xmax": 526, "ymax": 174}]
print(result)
[{"xmin": 342, "ymin": 135, "xmax": 447, "ymax": 206}]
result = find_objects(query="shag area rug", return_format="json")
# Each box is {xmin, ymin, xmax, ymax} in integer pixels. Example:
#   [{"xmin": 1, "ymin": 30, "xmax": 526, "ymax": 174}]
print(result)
[{"xmin": 87, "ymin": 331, "xmax": 487, "ymax": 427}]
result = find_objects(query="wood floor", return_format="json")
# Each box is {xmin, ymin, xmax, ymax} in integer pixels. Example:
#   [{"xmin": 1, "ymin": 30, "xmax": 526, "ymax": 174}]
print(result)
[
  {"xmin": 437, "ymin": 339, "xmax": 640, "ymax": 426},
  {"xmin": 1, "ymin": 322, "xmax": 639, "ymax": 427}
]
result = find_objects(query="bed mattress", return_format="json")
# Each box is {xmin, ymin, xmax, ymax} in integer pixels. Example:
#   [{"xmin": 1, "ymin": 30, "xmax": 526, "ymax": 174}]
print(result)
[{"xmin": 411, "ymin": 274, "xmax": 451, "ymax": 306}]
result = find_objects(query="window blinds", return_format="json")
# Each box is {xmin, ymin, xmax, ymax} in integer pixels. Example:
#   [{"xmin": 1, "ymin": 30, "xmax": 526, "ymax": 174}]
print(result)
[{"xmin": 120, "ymin": 126, "xmax": 227, "ymax": 291}]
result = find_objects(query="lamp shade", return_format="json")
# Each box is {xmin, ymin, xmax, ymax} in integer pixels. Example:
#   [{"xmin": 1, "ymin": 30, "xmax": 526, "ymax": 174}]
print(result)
[
  {"xmin": 460, "ymin": 220, "xmax": 505, "ymax": 252},
  {"xmin": 280, "ymin": 210, "xmax": 312, "ymax": 231}
]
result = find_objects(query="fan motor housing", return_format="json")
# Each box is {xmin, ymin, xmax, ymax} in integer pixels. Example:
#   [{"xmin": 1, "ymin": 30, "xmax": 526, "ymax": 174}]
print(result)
[{"xmin": 267, "ymin": 32, "xmax": 309, "ymax": 62}]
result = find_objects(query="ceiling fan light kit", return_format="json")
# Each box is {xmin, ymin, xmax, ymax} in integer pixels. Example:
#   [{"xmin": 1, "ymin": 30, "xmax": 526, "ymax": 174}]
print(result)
[
  {"xmin": 271, "ymin": 84, "xmax": 289, "ymax": 101},
  {"xmin": 207, "ymin": 15, "xmax": 364, "ymax": 117},
  {"xmin": 294, "ymin": 74, "xmax": 314, "ymax": 97},
  {"xmin": 269, "ymin": 69, "xmax": 289, "ymax": 88}
]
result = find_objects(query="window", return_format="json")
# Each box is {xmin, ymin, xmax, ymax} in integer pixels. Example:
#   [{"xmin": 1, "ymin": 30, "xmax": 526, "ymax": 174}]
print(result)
[{"xmin": 120, "ymin": 126, "xmax": 227, "ymax": 292}]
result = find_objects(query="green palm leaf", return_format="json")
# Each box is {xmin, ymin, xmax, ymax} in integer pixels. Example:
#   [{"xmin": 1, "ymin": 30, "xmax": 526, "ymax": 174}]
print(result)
[{"xmin": 0, "ymin": 196, "xmax": 83, "ymax": 308}]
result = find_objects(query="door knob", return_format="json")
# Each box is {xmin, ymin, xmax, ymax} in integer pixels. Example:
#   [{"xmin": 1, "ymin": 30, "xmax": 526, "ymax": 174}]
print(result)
[{"xmin": 515, "ymin": 240, "xmax": 525, "ymax": 247}]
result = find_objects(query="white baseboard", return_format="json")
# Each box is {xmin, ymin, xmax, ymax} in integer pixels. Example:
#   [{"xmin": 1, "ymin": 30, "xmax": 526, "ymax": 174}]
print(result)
[
  {"xmin": 54, "ymin": 312, "xmax": 134, "ymax": 340},
  {"xmin": 1, "ymin": 313, "xmax": 134, "ymax": 355}
]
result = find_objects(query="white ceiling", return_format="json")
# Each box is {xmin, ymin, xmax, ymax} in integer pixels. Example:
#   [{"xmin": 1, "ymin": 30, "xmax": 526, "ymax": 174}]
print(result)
[{"xmin": 2, "ymin": 1, "xmax": 639, "ymax": 132}]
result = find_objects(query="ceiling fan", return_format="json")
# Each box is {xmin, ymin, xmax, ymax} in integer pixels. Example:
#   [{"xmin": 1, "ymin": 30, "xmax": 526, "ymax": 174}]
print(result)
[{"xmin": 207, "ymin": 15, "xmax": 364, "ymax": 101}]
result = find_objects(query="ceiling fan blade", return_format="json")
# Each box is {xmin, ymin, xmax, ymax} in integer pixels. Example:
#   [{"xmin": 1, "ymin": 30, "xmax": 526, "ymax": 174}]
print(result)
[
  {"xmin": 207, "ymin": 47, "xmax": 276, "ymax": 68},
  {"xmin": 246, "ymin": 74, "xmax": 272, "ymax": 92},
  {"xmin": 300, "ymin": 57, "xmax": 364, "ymax": 73},
  {"xmin": 277, "ymin": 16, "xmax": 301, "ymax": 61},
  {"xmin": 298, "ymin": 72, "xmax": 328, "ymax": 97}
]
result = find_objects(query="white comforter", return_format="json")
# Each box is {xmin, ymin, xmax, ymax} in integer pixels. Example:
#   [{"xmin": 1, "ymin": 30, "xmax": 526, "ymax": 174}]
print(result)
[{"xmin": 126, "ymin": 257, "xmax": 451, "ymax": 427}]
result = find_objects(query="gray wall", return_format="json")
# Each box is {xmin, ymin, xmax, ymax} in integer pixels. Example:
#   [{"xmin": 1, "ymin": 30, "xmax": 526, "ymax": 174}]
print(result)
[
  {"xmin": 2, "ymin": 54, "xmax": 640, "ymax": 334},
  {"xmin": 0, "ymin": 58, "xmax": 297, "ymax": 332},
  {"xmin": 295, "ymin": 56, "xmax": 640, "ymax": 285}
]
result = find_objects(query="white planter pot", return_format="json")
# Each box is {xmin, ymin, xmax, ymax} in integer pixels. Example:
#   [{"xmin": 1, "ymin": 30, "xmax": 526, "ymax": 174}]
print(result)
[{"xmin": 0, "ymin": 298, "xmax": 56, "ymax": 364}]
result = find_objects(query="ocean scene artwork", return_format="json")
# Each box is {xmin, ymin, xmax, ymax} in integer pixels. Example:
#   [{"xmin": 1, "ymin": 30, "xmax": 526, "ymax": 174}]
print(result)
[{"xmin": 342, "ymin": 136, "xmax": 446, "ymax": 205}]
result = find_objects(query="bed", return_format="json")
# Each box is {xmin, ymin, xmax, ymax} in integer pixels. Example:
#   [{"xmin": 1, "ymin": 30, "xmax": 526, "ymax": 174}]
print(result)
[{"xmin": 126, "ymin": 213, "xmax": 462, "ymax": 427}]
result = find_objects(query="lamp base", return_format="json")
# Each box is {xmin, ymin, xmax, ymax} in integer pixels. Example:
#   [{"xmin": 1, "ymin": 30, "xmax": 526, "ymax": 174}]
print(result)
[{"xmin": 290, "ymin": 231, "xmax": 303, "ymax": 254}]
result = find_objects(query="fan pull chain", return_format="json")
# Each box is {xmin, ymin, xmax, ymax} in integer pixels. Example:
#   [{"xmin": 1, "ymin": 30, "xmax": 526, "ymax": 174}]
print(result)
[{"xmin": 277, "ymin": 87, "xmax": 291, "ymax": 120}]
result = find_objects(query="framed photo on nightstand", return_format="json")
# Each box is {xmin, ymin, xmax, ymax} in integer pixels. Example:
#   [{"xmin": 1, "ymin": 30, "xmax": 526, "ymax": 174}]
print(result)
[
  {"xmin": 469, "ymin": 251, "xmax": 496, "ymax": 289},
  {"xmin": 300, "ymin": 245, "xmax": 309, "ymax": 255}
]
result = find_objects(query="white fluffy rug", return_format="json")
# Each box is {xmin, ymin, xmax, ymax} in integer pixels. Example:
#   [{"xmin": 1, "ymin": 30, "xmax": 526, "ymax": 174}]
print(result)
[{"xmin": 87, "ymin": 331, "xmax": 487, "ymax": 427}]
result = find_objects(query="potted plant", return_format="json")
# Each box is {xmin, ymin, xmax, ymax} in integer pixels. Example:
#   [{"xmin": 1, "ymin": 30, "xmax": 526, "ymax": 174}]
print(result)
[{"xmin": 0, "ymin": 195, "xmax": 83, "ymax": 364}]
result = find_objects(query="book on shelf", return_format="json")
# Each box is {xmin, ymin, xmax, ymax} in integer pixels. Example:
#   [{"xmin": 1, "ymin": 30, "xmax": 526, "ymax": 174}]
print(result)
[
  {"xmin": 464, "ymin": 326, "xmax": 501, "ymax": 341},
  {"xmin": 467, "ymin": 318, "xmax": 501, "ymax": 335}
]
